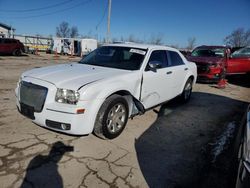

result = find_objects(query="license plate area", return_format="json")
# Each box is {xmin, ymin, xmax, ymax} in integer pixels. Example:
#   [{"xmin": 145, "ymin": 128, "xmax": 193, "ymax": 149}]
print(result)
[{"xmin": 20, "ymin": 103, "xmax": 35, "ymax": 120}]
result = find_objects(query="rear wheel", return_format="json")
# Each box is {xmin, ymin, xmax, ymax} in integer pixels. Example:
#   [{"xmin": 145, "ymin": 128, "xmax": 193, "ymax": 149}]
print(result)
[
  {"xmin": 93, "ymin": 94, "xmax": 129, "ymax": 139},
  {"xmin": 180, "ymin": 78, "xmax": 193, "ymax": 102},
  {"xmin": 13, "ymin": 49, "xmax": 21, "ymax": 56}
]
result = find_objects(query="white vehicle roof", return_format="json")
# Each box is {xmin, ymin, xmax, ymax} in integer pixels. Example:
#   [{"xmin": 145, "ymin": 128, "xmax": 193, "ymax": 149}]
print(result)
[{"xmin": 102, "ymin": 42, "xmax": 178, "ymax": 51}]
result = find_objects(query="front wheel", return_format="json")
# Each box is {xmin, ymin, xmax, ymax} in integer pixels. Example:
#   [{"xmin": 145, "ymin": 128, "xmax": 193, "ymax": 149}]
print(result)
[
  {"xmin": 93, "ymin": 95, "xmax": 129, "ymax": 139},
  {"xmin": 180, "ymin": 78, "xmax": 193, "ymax": 102}
]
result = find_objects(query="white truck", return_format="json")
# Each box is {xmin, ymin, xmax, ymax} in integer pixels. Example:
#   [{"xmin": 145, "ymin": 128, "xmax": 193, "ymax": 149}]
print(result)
[
  {"xmin": 81, "ymin": 38, "xmax": 97, "ymax": 56},
  {"xmin": 15, "ymin": 43, "xmax": 197, "ymax": 139}
]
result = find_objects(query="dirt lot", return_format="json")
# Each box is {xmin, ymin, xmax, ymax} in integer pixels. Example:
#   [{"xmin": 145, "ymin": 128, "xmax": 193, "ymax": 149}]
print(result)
[{"xmin": 0, "ymin": 54, "xmax": 249, "ymax": 188}]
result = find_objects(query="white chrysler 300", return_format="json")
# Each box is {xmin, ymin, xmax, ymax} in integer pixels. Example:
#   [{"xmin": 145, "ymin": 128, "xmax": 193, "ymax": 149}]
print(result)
[{"xmin": 15, "ymin": 43, "xmax": 197, "ymax": 139}]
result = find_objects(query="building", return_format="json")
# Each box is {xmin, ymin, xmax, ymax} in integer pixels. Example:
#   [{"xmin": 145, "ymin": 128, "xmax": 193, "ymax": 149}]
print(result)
[{"xmin": 0, "ymin": 23, "xmax": 15, "ymax": 38}]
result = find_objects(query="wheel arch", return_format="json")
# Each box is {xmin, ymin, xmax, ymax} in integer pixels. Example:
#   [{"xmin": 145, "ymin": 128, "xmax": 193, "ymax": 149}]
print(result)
[
  {"xmin": 180, "ymin": 74, "xmax": 195, "ymax": 94},
  {"xmin": 105, "ymin": 90, "xmax": 136, "ymax": 117}
]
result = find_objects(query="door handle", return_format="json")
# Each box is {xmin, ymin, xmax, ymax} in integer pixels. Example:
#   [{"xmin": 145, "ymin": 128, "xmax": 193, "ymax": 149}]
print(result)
[
  {"xmin": 166, "ymin": 71, "xmax": 172, "ymax": 75},
  {"xmin": 184, "ymin": 68, "xmax": 188, "ymax": 71}
]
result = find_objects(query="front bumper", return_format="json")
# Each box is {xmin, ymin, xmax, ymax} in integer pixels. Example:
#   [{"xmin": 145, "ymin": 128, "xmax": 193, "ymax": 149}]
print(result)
[
  {"xmin": 15, "ymin": 78, "xmax": 103, "ymax": 135},
  {"xmin": 197, "ymin": 74, "xmax": 221, "ymax": 83}
]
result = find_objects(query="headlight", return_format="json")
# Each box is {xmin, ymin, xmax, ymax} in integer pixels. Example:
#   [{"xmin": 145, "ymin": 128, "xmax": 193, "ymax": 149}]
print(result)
[
  {"xmin": 55, "ymin": 88, "xmax": 80, "ymax": 105},
  {"xmin": 209, "ymin": 63, "xmax": 218, "ymax": 68}
]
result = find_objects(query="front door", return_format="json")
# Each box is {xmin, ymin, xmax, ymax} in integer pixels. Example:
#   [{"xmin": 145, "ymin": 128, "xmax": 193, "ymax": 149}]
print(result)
[{"xmin": 141, "ymin": 50, "xmax": 174, "ymax": 109}]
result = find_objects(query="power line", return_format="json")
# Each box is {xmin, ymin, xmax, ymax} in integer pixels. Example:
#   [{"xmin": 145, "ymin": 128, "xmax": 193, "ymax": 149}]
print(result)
[
  {"xmin": 1, "ymin": 0, "xmax": 92, "ymax": 19},
  {"xmin": 95, "ymin": 1, "xmax": 108, "ymax": 30},
  {"xmin": 0, "ymin": 0, "xmax": 74, "ymax": 12}
]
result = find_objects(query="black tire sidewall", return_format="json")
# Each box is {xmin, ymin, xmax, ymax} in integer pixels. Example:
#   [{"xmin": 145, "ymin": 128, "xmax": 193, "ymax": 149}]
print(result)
[
  {"xmin": 100, "ymin": 96, "xmax": 129, "ymax": 139},
  {"xmin": 13, "ymin": 49, "xmax": 21, "ymax": 56},
  {"xmin": 181, "ymin": 78, "xmax": 193, "ymax": 102}
]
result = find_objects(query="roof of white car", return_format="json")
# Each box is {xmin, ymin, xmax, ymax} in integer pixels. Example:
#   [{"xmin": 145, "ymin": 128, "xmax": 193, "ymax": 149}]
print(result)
[{"xmin": 102, "ymin": 42, "xmax": 178, "ymax": 51}]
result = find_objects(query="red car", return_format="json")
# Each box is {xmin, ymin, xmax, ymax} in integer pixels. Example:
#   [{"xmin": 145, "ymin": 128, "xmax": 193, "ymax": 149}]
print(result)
[
  {"xmin": 0, "ymin": 38, "xmax": 25, "ymax": 56},
  {"xmin": 227, "ymin": 47, "xmax": 250, "ymax": 74},
  {"xmin": 186, "ymin": 46, "xmax": 230, "ymax": 82}
]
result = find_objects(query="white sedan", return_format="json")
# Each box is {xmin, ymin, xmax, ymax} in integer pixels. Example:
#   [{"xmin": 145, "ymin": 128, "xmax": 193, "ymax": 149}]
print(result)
[{"xmin": 15, "ymin": 43, "xmax": 197, "ymax": 139}]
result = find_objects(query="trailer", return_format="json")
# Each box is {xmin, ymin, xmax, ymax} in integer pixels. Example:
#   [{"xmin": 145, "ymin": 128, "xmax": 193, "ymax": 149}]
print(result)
[
  {"xmin": 14, "ymin": 34, "xmax": 52, "ymax": 53},
  {"xmin": 52, "ymin": 37, "xmax": 97, "ymax": 56},
  {"xmin": 81, "ymin": 39, "xmax": 97, "ymax": 56},
  {"xmin": 52, "ymin": 37, "xmax": 81, "ymax": 56}
]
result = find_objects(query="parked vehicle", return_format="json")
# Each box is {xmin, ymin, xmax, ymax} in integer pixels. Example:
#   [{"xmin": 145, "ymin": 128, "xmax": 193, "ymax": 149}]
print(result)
[
  {"xmin": 0, "ymin": 38, "xmax": 25, "ymax": 56},
  {"xmin": 52, "ymin": 37, "xmax": 97, "ymax": 56},
  {"xmin": 15, "ymin": 43, "xmax": 197, "ymax": 139},
  {"xmin": 80, "ymin": 39, "xmax": 98, "ymax": 56},
  {"xmin": 53, "ymin": 38, "xmax": 81, "ymax": 55},
  {"xmin": 186, "ymin": 46, "xmax": 230, "ymax": 82},
  {"xmin": 236, "ymin": 104, "xmax": 250, "ymax": 188},
  {"xmin": 227, "ymin": 47, "xmax": 250, "ymax": 75}
]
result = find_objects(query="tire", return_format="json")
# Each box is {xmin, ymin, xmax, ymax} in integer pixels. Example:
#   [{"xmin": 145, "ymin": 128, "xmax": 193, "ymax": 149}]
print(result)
[
  {"xmin": 180, "ymin": 77, "xmax": 193, "ymax": 102},
  {"xmin": 235, "ymin": 142, "xmax": 243, "ymax": 188},
  {"xmin": 13, "ymin": 49, "xmax": 21, "ymax": 56},
  {"xmin": 93, "ymin": 94, "xmax": 129, "ymax": 139}
]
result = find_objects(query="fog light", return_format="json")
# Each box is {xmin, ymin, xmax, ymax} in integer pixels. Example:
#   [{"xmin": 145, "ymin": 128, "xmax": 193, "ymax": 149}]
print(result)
[
  {"xmin": 45, "ymin": 120, "xmax": 71, "ymax": 130},
  {"xmin": 61, "ymin": 123, "xmax": 67, "ymax": 130}
]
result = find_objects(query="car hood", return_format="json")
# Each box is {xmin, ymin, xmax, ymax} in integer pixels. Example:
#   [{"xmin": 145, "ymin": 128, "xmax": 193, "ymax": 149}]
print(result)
[
  {"xmin": 186, "ymin": 56, "xmax": 223, "ymax": 64},
  {"xmin": 22, "ymin": 63, "xmax": 130, "ymax": 90}
]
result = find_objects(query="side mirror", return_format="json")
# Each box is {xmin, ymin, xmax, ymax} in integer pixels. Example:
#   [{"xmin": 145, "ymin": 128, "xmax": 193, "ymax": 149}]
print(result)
[{"xmin": 148, "ymin": 61, "xmax": 162, "ymax": 71}]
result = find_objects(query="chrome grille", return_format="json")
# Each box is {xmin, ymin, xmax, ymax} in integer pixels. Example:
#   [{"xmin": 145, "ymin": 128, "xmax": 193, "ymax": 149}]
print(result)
[{"xmin": 20, "ymin": 81, "xmax": 48, "ymax": 112}]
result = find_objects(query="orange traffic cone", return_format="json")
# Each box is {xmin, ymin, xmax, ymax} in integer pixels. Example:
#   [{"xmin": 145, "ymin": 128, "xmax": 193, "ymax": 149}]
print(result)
[
  {"xmin": 35, "ymin": 48, "xmax": 40, "ymax": 56},
  {"xmin": 216, "ymin": 78, "xmax": 227, "ymax": 89},
  {"xmin": 54, "ymin": 48, "xmax": 60, "ymax": 58}
]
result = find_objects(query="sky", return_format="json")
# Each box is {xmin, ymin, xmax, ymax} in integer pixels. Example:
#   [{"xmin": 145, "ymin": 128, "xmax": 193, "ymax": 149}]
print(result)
[{"xmin": 0, "ymin": 0, "xmax": 250, "ymax": 47}]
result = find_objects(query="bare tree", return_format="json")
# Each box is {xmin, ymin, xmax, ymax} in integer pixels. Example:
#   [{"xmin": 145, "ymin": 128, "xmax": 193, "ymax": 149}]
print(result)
[
  {"xmin": 56, "ymin": 22, "xmax": 79, "ymax": 38},
  {"xmin": 128, "ymin": 34, "xmax": 136, "ymax": 42},
  {"xmin": 187, "ymin": 37, "xmax": 196, "ymax": 50},
  {"xmin": 224, "ymin": 28, "xmax": 250, "ymax": 47},
  {"xmin": 169, "ymin": 44, "xmax": 179, "ymax": 49},
  {"xmin": 149, "ymin": 33, "xmax": 164, "ymax": 45},
  {"xmin": 56, "ymin": 22, "xmax": 70, "ymax": 38},
  {"xmin": 70, "ymin": 26, "xmax": 79, "ymax": 38},
  {"xmin": 125, "ymin": 34, "xmax": 141, "ymax": 43}
]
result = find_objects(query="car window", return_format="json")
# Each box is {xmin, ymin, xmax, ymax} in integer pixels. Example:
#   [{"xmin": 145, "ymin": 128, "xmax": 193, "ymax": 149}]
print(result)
[
  {"xmin": 168, "ymin": 51, "xmax": 184, "ymax": 66},
  {"xmin": 191, "ymin": 48, "xmax": 225, "ymax": 57},
  {"xmin": 231, "ymin": 47, "xmax": 250, "ymax": 58},
  {"xmin": 146, "ymin": 50, "xmax": 168, "ymax": 70},
  {"xmin": 4, "ymin": 39, "xmax": 13, "ymax": 44},
  {"xmin": 79, "ymin": 46, "xmax": 146, "ymax": 71}
]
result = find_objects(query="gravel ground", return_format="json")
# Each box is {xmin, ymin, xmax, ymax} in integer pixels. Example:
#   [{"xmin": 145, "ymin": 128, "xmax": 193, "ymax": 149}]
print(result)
[{"xmin": 0, "ymin": 53, "xmax": 249, "ymax": 188}]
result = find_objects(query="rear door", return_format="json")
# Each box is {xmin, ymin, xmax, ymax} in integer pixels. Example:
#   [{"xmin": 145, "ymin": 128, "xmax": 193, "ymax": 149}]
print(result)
[
  {"xmin": 167, "ymin": 50, "xmax": 188, "ymax": 96},
  {"xmin": 0, "ymin": 39, "xmax": 3, "ymax": 53},
  {"xmin": 141, "ymin": 50, "xmax": 174, "ymax": 109},
  {"xmin": 0, "ymin": 39, "xmax": 9, "ymax": 53}
]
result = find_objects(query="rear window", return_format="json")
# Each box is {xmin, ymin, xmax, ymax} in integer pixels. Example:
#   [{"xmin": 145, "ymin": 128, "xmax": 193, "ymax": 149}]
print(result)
[{"xmin": 0, "ymin": 39, "xmax": 17, "ymax": 44}]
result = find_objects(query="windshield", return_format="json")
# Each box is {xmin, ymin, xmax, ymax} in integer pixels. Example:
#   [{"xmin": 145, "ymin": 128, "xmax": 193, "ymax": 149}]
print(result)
[
  {"xmin": 191, "ymin": 48, "xmax": 225, "ymax": 58},
  {"xmin": 231, "ymin": 47, "xmax": 250, "ymax": 58},
  {"xmin": 79, "ymin": 46, "xmax": 147, "ymax": 70}
]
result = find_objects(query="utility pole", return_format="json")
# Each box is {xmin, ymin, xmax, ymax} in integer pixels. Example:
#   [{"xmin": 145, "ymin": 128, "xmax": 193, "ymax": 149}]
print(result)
[{"xmin": 106, "ymin": 0, "xmax": 112, "ymax": 43}]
